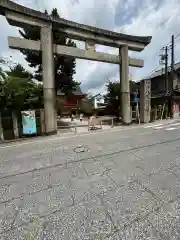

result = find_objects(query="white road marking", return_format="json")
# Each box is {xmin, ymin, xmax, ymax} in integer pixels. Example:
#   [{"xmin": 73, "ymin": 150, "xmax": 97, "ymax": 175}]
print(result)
[
  {"xmin": 145, "ymin": 120, "xmax": 180, "ymax": 131},
  {"xmin": 167, "ymin": 122, "xmax": 180, "ymax": 127},
  {"xmin": 154, "ymin": 126, "xmax": 164, "ymax": 129},
  {"xmin": 144, "ymin": 124, "xmax": 163, "ymax": 128},
  {"xmin": 165, "ymin": 127, "xmax": 177, "ymax": 131}
]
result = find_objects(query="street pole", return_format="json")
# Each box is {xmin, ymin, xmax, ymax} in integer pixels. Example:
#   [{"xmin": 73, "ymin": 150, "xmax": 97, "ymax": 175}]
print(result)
[
  {"xmin": 170, "ymin": 35, "xmax": 175, "ymax": 118},
  {"xmin": 171, "ymin": 35, "xmax": 175, "ymax": 74},
  {"xmin": 165, "ymin": 46, "xmax": 168, "ymax": 94},
  {"xmin": 164, "ymin": 46, "xmax": 169, "ymax": 119}
]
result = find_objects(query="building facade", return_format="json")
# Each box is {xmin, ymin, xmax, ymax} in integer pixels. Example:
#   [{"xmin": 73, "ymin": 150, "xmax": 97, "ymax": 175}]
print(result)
[
  {"xmin": 141, "ymin": 62, "xmax": 180, "ymax": 118},
  {"xmin": 149, "ymin": 62, "xmax": 180, "ymax": 94},
  {"xmin": 56, "ymin": 85, "xmax": 86, "ymax": 114},
  {"xmin": 93, "ymin": 94, "xmax": 106, "ymax": 110}
]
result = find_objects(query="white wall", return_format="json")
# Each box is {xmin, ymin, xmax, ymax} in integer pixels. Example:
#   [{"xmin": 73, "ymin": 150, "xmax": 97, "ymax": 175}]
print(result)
[{"xmin": 94, "ymin": 95, "xmax": 105, "ymax": 109}]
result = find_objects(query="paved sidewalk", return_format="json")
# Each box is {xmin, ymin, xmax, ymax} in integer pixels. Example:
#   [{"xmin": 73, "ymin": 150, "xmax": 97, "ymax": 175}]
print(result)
[{"xmin": 1, "ymin": 122, "xmax": 180, "ymax": 239}]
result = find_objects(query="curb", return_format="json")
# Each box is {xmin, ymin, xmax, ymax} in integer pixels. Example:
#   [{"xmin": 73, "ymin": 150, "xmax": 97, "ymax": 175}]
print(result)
[{"xmin": 1, "ymin": 118, "xmax": 179, "ymax": 146}]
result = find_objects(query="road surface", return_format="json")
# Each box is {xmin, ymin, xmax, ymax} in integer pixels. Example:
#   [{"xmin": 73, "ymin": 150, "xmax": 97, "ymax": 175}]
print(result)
[{"xmin": 1, "ymin": 119, "xmax": 180, "ymax": 239}]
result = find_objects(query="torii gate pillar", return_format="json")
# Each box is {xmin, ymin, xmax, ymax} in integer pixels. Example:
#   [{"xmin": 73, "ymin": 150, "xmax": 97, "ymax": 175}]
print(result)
[
  {"xmin": 41, "ymin": 26, "xmax": 57, "ymax": 135},
  {"xmin": 120, "ymin": 45, "xmax": 131, "ymax": 124}
]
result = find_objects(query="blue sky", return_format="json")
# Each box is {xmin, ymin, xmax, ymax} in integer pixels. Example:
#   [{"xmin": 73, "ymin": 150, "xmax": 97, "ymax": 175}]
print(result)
[{"xmin": 0, "ymin": 0, "xmax": 180, "ymax": 95}]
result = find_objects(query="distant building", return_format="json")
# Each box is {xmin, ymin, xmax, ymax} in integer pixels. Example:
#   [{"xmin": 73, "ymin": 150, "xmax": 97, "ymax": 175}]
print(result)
[
  {"xmin": 138, "ymin": 62, "xmax": 180, "ymax": 118},
  {"xmin": 141, "ymin": 62, "xmax": 180, "ymax": 94},
  {"xmin": 56, "ymin": 85, "xmax": 86, "ymax": 112},
  {"xmin": 92, "ymin": 94, "xmax": 107, "ymax": 110}
]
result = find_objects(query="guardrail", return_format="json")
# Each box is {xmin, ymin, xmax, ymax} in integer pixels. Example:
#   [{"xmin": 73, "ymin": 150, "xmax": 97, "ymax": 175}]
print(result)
[{"xmin": 57, "ymin": 117, "xmax": 115, "ymax": 134}]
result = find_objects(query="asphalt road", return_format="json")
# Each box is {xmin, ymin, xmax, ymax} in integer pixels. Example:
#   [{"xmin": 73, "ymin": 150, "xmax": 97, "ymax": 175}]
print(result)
[{"xmin": 1, "ymin": 119, "xmax": 180, "ymax": 239}]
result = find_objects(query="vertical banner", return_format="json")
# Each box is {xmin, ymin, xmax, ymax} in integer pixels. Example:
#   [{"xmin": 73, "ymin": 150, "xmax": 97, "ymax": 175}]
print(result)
[
  {"xmin": 144, "ymin": 80, "xmax": 151, "ymax": 112},
  {"xmin": 133, "ymin": 90, "xmax": 139, "ymax": 104},
  {"xmin": 21, "ymin": 110, "xmax": 37, "ymax": 135}
]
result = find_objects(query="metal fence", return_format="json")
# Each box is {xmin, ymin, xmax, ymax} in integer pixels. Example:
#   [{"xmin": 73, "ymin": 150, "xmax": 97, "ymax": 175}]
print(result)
[{"xmin": 57, "ymin": 116, "xmax": 115, "ymax": 134}]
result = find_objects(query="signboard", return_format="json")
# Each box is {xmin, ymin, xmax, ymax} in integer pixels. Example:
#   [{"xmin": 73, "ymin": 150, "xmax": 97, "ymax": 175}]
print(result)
[
  {"xmin": 21, "ymin": 110, "xmax": 37, "ymax": 135},
  {"xmin": 133, "ymin": 97, "xmax": 139, "ymax": 103},
  {"xmin": 133, "ymin": 91, "xmax": 139, "ymax": 104},
  {"xmin": 144, "ymin": 80, "xmax": 151, "ymax": 111}
]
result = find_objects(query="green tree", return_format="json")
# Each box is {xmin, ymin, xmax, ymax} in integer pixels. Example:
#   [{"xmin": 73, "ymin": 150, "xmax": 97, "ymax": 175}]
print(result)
[
  {"xmin": 78, "ymin": 100, "xmax": 94, "ymax": 116},
  {"xmin": 129, "ymin": 80, "xmax": 139, "ymax": 93},
  {"xmin": 0, "ymin": 67, "xmax": 6, "ymax": 80},
  {"xmin": 105, "ymin": 81, "xmax": 120, "ymax": 120},
  {"xmin": 0, "ymin": 64, "xmax": 43, "ymax": 112},
  {"xmin": 0, "ymin": 58, "xmax": 6, "ymax": 80},
  {"xmin": 0, "ymin": 77, "xmax": 43, "ymax": 111},
  {"xmin": 105, "ymin": 80, "xmax": 139, "ymax": 119},
  {"xmin": 19, "ymin": 8, "xmax": 77, "ymax": 94},
  {"xmin": 6, "ymin": 63, "xmax": 33, "ymax": 79}
]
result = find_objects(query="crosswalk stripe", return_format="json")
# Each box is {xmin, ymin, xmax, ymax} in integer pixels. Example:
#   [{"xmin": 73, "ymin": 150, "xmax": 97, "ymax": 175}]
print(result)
[
  {"xmin": 144, "ymin": 121, "xmax": 180, "ymax": 131},
  {"xmin": 154, "ymin": 126, "xmax": 164, "ymax": 129},
  {"xmin": 165, "ymin": 127, "xmax": 177, "ymax": 131},
  {"xmin": 144, "ymin": 124, "xmax": 163, "ymax": 128},
  {"xmin": 167, "ymin": 122, "xmax": 180, "ymax": 127}
]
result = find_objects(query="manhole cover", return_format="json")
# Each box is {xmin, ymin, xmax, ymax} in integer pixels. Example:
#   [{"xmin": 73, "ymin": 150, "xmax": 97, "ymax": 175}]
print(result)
[{"xmin": 74, "ymin": 145, "xmax": 89, "ymax": 153}]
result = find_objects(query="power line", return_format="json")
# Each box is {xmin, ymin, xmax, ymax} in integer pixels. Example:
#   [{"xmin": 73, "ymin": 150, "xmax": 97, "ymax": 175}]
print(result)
[
  {"xmin": 166, "ymin": 33, "xmax": 180, "ymax": 49},
  {"xmin": 146, "ymin": 32, "xmax": 180, "ymax": 78},
  {"xmin": 173, "ymin": 33, "xmax": 180, "ymax": 43},
  {"xmin": 146, "ymin": 48, "xmax": 170, "ymax": 77},
  {"xmin": 147, "ymin": 66, "xmax": 160, "ymax": 76}
]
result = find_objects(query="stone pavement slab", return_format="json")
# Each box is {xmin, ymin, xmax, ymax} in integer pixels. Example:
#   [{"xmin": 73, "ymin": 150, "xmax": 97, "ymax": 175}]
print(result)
[
  {"xmin": 147, "ymin": 202, "xmax": 180, "ymax": 240},
  {"xmin": 1, "ymin": 123, "xmax": 180, "ymax": 239}
]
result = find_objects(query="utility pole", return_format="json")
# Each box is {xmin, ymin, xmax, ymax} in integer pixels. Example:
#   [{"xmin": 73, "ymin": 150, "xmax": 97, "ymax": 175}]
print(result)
[
  {"xmin": 159, "ymin": 46, "xmax": 168, "ymax": 119},
  {"xmin": 159, "ymin": 47, "xmax": 168, "ymax": 93},
  {"xmin": 165, "ymin": 46, "xmax": 168, "ymax": 94},
  {"xmin": 171, "ymin": 35, "xmax": 175, "ymax": 75},
  {"xmin": 170, "ymin": 35, "xmax": 175, "ymax": 118}
]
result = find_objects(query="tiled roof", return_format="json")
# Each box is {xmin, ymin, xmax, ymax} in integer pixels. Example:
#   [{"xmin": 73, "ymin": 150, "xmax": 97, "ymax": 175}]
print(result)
[
  {"xmin": 57, "ymin": 85, "xmax": 85, "ymax": 96},
  {"xmin": 72, "ymin": 85, "xmax": 85, "ymax": 95}
]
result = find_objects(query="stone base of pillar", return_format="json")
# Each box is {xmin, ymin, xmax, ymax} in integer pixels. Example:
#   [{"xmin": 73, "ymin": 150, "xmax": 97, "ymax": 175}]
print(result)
[
  {"xmin": 44, "ymin": 130, "xmax": 57, "ymax": 136},
  {"xmin": 43, "ymin": 88, "xmax": 57, "ymax": 134},
  {"xmin": 121, "ymin": 92, "xmax": 131, "ymax": 124},
  {"xmin": 140, "ymin": 113, "xmax": 151, "ymax": 123},
  {"xmin": 121, "ymin": 122, "xmax": 132, "ymax": 126}
]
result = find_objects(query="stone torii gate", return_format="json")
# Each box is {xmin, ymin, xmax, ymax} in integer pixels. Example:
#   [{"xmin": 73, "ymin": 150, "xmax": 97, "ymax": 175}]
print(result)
[{"xmin": 0, "ymin": 0, "xmax": 152, "ymax": 135}]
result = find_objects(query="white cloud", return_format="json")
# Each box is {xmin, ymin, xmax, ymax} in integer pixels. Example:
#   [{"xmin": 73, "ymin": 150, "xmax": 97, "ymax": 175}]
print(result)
[{"xmin": 0, "ymin": 0, "xmax": 180, "ymax": 94}]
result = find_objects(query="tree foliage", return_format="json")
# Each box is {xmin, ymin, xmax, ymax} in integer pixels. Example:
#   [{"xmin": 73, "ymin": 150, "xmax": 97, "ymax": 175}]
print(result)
[
  {"xmin": 0, "ymin": 64, "xmax": 43, "ymax": 112},
  {"xmin": 0, "ymin": 58, "xmax": 7, "ymax": 80},
  {"xmin": 105, "ymin": 80, "xmax": 139, "ymax": 118},
  {"xmin": 6, "ymin": 63, "xmax": 33, "ymax": 79},
  {"xmin": 78, "ymin": 100, "xmax": 94, "ymax": 116},
  {"xmin": 105, "ymin": 81, "xmax": 120, "ymax": 119},
  {"xmin": 129, "ymin": 80, "xmax": 139, "ymax": 94},
  {"xmin": 19, "ymin": 8, "xmax": 77, "ymax": 94},
  {"xmin": 0, "ymin": 67, "xmax": 6, "ymax": 81}
]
